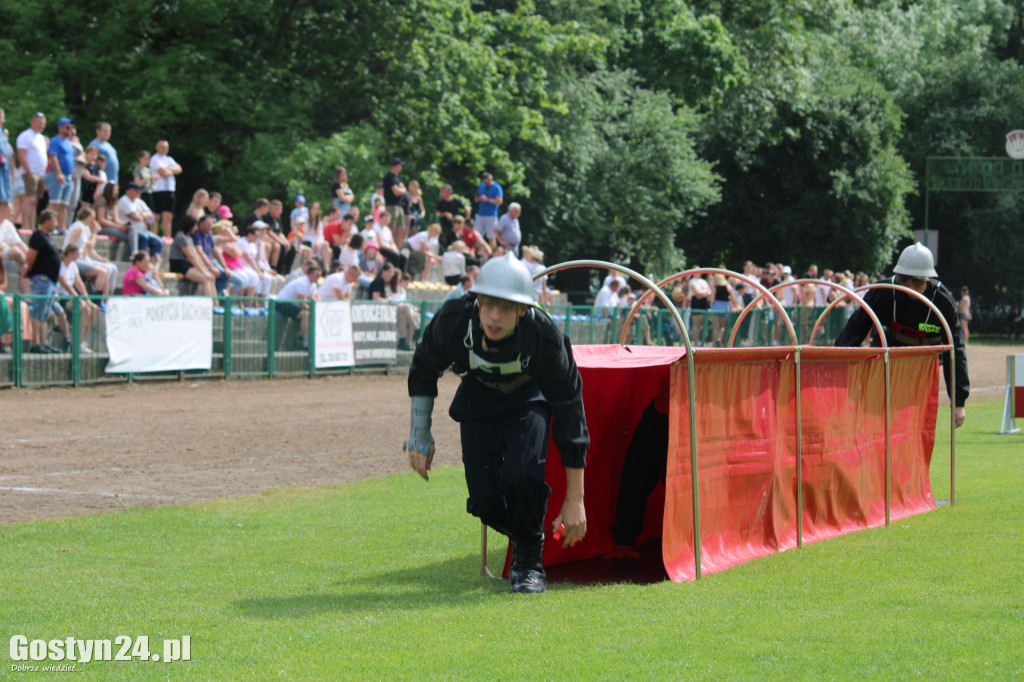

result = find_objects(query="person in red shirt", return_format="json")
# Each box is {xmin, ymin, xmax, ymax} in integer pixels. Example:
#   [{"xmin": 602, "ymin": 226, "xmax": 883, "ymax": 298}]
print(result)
[{"xmin": 319, "ymin": 208, "xmax": 355, "ymax": 269}]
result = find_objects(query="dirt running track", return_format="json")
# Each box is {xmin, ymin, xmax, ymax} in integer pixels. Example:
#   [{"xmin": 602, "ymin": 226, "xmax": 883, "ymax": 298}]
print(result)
[{"xmin": 2, "ymin": 344, "xmax": 1021, "ymax": 525}]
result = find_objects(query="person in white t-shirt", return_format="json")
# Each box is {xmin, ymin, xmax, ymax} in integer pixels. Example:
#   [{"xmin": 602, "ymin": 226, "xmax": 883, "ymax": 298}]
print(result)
[
  {"xmin": 15, "ymin": 113, "xmax": 48, "ymax": 230},
  {"xmin": 0, "ymin": 200, "xmax": 28, "ymax": 284},
  {"xmin": 57, "ymin": 244, "xmax": 99, "ymax": 353},
  {"xmin": 149, "ymin": 139, "xmax": 182, "ymax": 237},
  {"xmin": 275, "ymin": 262, "xmax": 321, "ymax": 348},
  {"xmin": 62, "ymin": 207, "xmax": 118, "ymax": 296},
  {"xmin": 236, "ymin": 224, "xmax": 274, "ymax": 299},
  {"xmin": 318, "ymin": 265, "xmax": 360, "ymax": 301},
  {"xmin": 405, "ymin": 223, "xmax": 441, "ymax": 281}
]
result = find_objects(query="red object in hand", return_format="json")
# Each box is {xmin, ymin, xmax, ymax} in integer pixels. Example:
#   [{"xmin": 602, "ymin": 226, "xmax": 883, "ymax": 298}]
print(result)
[{"xmin": 552, "ymin": 523, "xmax": 565, "ymax": 542}]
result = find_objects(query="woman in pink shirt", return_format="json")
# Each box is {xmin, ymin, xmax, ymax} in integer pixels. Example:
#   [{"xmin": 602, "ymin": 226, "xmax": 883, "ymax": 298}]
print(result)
[{"xmin": 122, "ymin": 251, "xmax": 167, "ymax": 296}]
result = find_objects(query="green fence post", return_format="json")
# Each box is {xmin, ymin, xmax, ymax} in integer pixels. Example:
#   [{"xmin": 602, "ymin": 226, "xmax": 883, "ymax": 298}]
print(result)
[
  {"xmin": 267, "ymin": 298, "xmax": 276, "ymax": 378},
  {"xmin": 12, "ymin": 293, "xmax": 22, "ymax": 387},
  {"xmin": 223, "ymin": 296, "xmax": 233, "ymax": 378},
  {"xmin": 71, "ymin": 297, "xmax": 81, "ymax": 387},
  {"xmin": 308, "ymin": 300, "xmax": 316, "ymax": 377}
]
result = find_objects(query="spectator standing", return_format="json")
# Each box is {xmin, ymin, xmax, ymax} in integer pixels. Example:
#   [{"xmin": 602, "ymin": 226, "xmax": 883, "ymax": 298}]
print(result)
[
  {"xmin": 131, "ymin": 150, "xmax": 155, "ymax": 209},
  {"xmin": 332, "ymin": 166, "xmax": 354, "ymax": 215},
  {"xmin": 16, "ymin": 112, "xmax": 48, "ymax": 231},
  {"xmin": 0, "ymin": 107, "xmax": 12, "ymax": 202},
  {"xmin": 150, "ymin": 139, "xmax": 182, "ymax": 236},
  {"xmin": 495, "ymin": 202, "xmax": 522, "ymax": 256},
  {"xmin": 45, "ymin": 117, "xmax": 77, "ymax": 229},
  {"xmin": 405, "ymin": 179, "xmax": 425, "ymax": 236},
  {"xmin": 88, "ymin": 122, "xmax": 119, "ymax": 188},
  {"xmin": 474, "ymin": 171, "xmax": 503, "ymax": 249},
  {"xmin": 64, "ymin": 124, "xmax": 86, "ymax": 228},
  {"xmin": 957, "ymin": 286, "xmax": 972, "ymax": 345},
  {"xmin": 435, "ymin": 183, "xmax": 470, "ymax": 248},
  {"xmin": 382, "ymin": 157, "xmax": 407, "ymax": 247},
  {"xmin": 20, "ymin": 210, "xmax": 62, "ymax": 352},
  {"xmin": 688, "ymin": 272, "xmax": 713, "ymax": 346}
]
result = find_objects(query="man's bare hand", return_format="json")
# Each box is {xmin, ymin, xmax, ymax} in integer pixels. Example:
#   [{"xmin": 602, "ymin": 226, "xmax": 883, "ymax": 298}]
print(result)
[
  {"xmin": 552, "ymin": 497, "xmax": 586, "ymax": 548},
  {"xmin": 955, "ymin": 406, "xmax": 966, "ymax": 428},
  {"xmin": 408, "ymin": 443, "xmax": 435, "ymax": 481}
]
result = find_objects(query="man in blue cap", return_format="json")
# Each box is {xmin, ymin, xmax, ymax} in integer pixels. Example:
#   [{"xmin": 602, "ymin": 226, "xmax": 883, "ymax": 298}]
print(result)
[{"xmin": 44, "ymin": 117, "xmax": 76, "ymax": 230}]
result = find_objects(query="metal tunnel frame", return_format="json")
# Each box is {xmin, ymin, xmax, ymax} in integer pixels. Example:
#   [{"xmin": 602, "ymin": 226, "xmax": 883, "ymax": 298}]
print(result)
[{"xmin": 480, "ymin": 262, "xmax": 957, "ymax": 581}]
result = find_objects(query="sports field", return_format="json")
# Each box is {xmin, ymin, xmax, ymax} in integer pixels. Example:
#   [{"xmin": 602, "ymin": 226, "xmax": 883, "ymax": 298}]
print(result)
[{"xmin": 1, "ymin": 344, "xmax": 1022, "ymax": 679}]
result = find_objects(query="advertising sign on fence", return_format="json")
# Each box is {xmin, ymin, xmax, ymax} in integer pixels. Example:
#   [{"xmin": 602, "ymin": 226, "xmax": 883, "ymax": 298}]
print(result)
[
  {"xmin": 314, "ymin": 300, "xmax": 355, "ymax": 368},
  {"xmin": 352, "ymin": 301, "xmax": 397, "ymax": 366},
  {"xmin": 105, "ymin": 297, "xmax": 213, "ymax": 373}
]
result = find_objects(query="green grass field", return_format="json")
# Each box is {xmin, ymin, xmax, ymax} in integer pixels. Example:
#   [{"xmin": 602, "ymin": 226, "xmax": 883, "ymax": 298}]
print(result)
[{"xmin": 1, "ymin": 399, "xmax": 1021, "ymax": 680}]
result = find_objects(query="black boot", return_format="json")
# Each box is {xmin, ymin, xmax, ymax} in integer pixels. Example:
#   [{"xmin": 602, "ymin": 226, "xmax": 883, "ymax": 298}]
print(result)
[{"xmin": 509, "ymin": 537, "xmax": 546, "ymax": 594}]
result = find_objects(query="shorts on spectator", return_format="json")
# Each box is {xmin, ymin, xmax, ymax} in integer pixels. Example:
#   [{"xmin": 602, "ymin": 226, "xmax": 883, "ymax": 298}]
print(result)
[
  {"xmin": 44, "ymin": 171, "xmax": 73, "ymax": 205},
  {"xmin": 407, "ymin": 252, "xmax": 426, "ymax": 278},
  {"xmin": 385, "ymin": 205, "xmax": 405, "ymax": 232},
  {"xmin": 12, "ymin": 173, "xmax": 26, "ymax": 198},
  {"xmin": 23, "ymin": 173, "xmax": 47, "ymax": 199},
  {"xmin": 277, "ymin": 301, "xmax": 302, "ymax": 318},
  {"xmin": 476, "ymin": 215, "xmax": 498, "ymax": 239},
  {"xmin": 28, "ymin": 275, "xmax": 56, "ymax": 320},
  {"xmin": 152, "ymin": 191, "xmax": 176, "ymax": 214},
  {"xmin": 169, "ymin": 259, "xmax": 192, "ymax": 275}
]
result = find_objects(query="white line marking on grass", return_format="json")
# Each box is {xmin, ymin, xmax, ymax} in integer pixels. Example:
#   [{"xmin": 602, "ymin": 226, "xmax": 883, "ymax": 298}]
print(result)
[{"xmin": 0, "ymin": 487, "xmax": 187, "ymax": 501}]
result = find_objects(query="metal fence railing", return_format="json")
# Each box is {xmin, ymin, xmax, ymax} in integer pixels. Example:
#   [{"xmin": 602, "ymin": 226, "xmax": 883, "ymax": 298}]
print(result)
[{"xmin": 0, "ymin": 293, "xmax": 853, "ymax": 389}]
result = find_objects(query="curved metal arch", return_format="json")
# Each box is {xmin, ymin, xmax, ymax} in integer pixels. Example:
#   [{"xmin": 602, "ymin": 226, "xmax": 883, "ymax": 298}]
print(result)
[
  {"xmin": 530, "ymin": 260, "xmax": 705, "ymax": 577},
  {"xmin": 623, "ymin": 268, "xmax": 800, "ymax": 349}
]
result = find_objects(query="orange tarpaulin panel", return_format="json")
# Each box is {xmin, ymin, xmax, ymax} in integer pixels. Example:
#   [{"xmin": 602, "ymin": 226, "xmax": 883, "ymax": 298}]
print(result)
[
  {"xmin": 533, "ymin": 345, "xmax": 941, "ymax": 583},
  {"xmin": 662, "ymin": 347, "xmax": 939, "ymax": 582}
]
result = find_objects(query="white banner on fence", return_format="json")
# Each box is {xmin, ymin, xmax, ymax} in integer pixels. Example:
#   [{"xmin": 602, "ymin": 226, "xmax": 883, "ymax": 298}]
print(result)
[
  {"xmin": 314, "ymin": 300, "xmax": 355, "ymax": 368},
  {"xmin": 104, "ymin": 297, "xmax": 213, "ymax": 373}
]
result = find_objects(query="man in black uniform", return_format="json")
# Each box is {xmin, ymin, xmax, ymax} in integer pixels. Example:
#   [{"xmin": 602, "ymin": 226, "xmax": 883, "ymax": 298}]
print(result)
[
  {"xmin": 405, "ymin": 253, "xmax": 589, "ymax": 593},
  {"xmin": 835, "ymin": 242, "xmax": 969, "ymax": 427}
]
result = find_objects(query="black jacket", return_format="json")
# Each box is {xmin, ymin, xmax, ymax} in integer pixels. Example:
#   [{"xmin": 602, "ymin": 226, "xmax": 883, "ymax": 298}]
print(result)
[
  {"xmin": 408, "ymin": 295, "xmax": 589, "ymax": 468},
  {"xmin": 835, "ymin": 277, "xmax": 970, "ymax": 407}
]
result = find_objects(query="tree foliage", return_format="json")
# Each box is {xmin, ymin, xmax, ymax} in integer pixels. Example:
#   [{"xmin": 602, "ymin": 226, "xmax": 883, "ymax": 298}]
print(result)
[{"xmin": 1, "ymin": 0, "xmax": 1022, "ymax": 309}]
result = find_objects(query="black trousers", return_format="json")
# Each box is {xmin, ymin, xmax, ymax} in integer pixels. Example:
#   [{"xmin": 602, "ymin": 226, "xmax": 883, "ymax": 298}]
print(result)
[
  {"xmin": 459, "ymin": 402, "xmax": 552, "ymax": 545},
  {"xmin": 611, "ymin": 400, "xmax": 669, "ymax": 546}
]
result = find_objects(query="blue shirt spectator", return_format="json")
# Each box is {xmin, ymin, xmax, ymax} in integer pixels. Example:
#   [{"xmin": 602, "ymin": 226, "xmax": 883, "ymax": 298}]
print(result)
[{"xmin": 89, "ymin": 122, "xmax": 119, "ymax": 185}]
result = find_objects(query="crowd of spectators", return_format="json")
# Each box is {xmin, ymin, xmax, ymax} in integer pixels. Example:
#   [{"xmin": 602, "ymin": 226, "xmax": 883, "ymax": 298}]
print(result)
[{"xmin": 0, "ymin": 109, "xmax": 545, "ymax": 352}]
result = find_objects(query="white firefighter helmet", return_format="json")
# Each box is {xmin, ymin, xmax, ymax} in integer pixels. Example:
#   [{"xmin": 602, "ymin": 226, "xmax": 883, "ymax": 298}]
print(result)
[
  {"xmin": 469, "ymin": 252, "xmax": 537, "ymax": 306},
  {"xmin": 892, "ymin": 242, "xmax": 937, "ymax": 278}
]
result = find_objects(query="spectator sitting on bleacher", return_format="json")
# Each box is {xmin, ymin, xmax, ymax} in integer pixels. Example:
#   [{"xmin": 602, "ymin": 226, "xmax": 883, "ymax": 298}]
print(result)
[
  {"xmin": 318, "ymin": 264, "xmax": 360, "ymax": 301},
  {"xmin": 338, "ymin": 233, "xmax": 363, "ymax": 273},
  {"xmin": 192, "ymin": 213, "xmax": 242, "ymax": 297},
  {"xmin": 114, "ymin": 183, "xmax": 164, "ymax": 265},
  {"xmin": 214, "ymin": 221, "xmax": 256, "ymax": 304},
  {"xmin": 405, "ymin": 222, "xmax": 442, "ymax": 282},
  {"xmin": 236, "ymin": 223, "xmax": 274, "ymax": 301},
  {"xmin": 441, "ymin": 240, "xmax": 470, "ymax": 285},
  {"xmin": 369, "ymin": 261, "xmax": 399, "ymax": 301},
  {"xmin": 21, "ymin": 210, "xmax": 63, "ymax": 353},
  {"xmin": 319, "ymin": 207, "xmax": 350, "ymax": 269},
  {"xmin": 361, "ymin": 239, "xmax": 384, "ymax": 278},
  {"xmin": 168, "ymin": 216, "xmax": 216, "ymax": 297},
  {"xmin": 395, "ymin": 270, "xmax": 421, "ymax": 351},
  {"xmin": 62, "ymin": 207, "xmax": 118, "ymax": 296},
  {"xmin": 0, "ymin": 200, "xmax": 28, "ymax": 288},
  {"xmin": 57, "ymin": 245, "xmax": 98, "ymax": 353},
  {"xmin": 275, "ymin": 260, "xmax": 321, "ymax": 349},
  {"xmin": 122, "ymin": 251, "xmax": 168, "ymax": 296}
]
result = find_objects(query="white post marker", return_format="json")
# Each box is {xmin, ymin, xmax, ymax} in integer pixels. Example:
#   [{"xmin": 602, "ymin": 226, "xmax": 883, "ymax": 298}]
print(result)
[{"xmin": 1000, "ymin": 354, "xmax": 1023, "ymax": 434}]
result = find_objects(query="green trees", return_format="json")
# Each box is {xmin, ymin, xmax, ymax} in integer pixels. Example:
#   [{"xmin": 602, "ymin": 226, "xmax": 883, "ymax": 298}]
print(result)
[{"xmin": 1, "ymin": 0, "xmax": 1022, "ymax": 310}]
